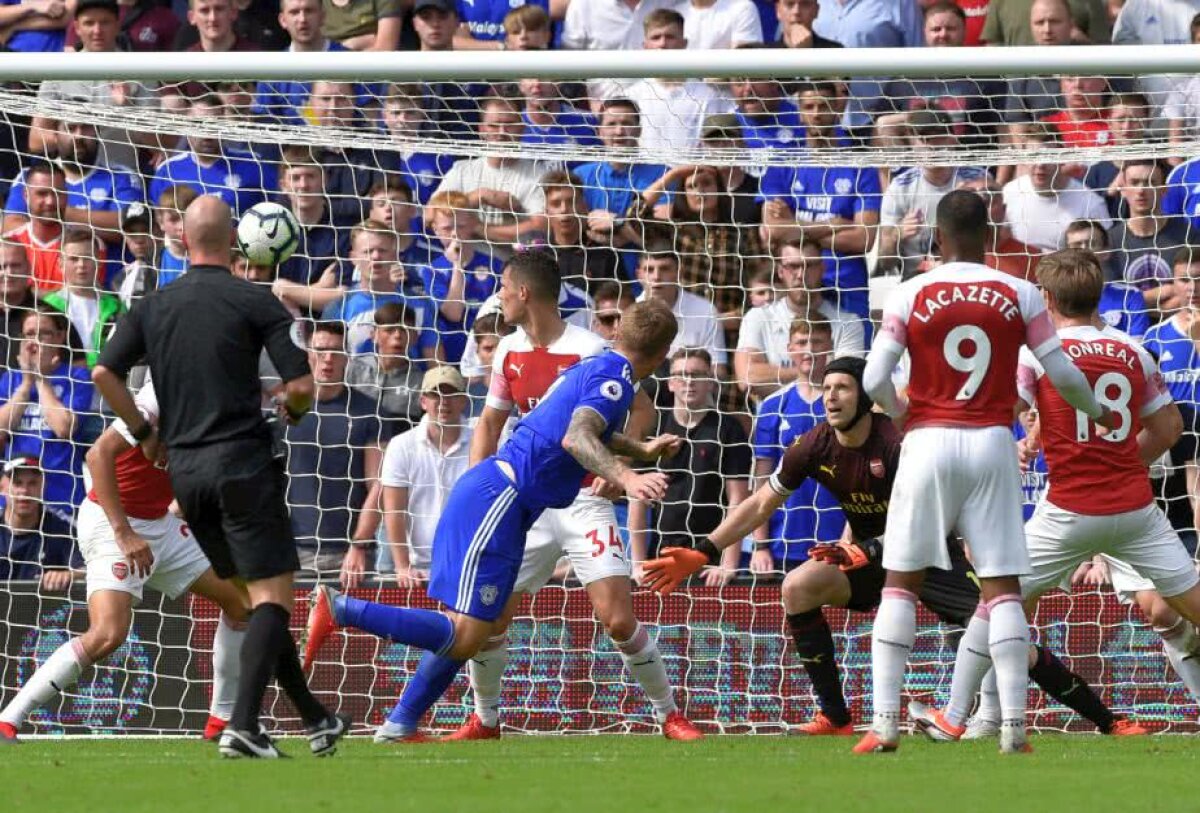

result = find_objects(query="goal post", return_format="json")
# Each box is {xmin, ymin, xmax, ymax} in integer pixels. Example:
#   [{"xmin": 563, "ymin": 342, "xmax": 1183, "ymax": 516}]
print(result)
[{"xmin": 0, "ymin": 43, "xmax": 1197, "ymax": 736}]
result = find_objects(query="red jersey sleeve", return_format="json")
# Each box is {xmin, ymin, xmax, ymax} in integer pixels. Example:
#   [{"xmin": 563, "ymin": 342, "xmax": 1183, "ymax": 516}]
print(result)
[{"xmin": 1016, "ymin": 278, "xmax": 1059, "ymax": 359}]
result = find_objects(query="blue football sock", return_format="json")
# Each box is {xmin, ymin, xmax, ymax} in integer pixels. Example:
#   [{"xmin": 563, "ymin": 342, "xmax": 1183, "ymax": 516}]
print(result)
[
  {"xmin": 337, "ymin": 596, "xmax": 455, "ymax": 654},
  {"xmin": 387, "ymin": 651, "xmax": 466, "ymax": 731}
]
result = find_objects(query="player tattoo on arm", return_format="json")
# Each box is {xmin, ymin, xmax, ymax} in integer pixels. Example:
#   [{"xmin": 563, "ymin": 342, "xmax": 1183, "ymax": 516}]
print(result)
[{"xmin": 562, "ymin": 408, "xmax": 632, "ymax": 484}]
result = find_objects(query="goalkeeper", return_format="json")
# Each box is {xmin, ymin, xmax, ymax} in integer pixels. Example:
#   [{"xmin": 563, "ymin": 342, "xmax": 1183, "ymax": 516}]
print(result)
[{"xmin": 646, "ymin": 357, "xmax": 1135, "ymax": 736}]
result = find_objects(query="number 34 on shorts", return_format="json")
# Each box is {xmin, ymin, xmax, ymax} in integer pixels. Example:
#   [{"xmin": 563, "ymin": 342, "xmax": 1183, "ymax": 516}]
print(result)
[{"xmin": 587, "ymin": 526, "xmax": 625, "ymax": 560}]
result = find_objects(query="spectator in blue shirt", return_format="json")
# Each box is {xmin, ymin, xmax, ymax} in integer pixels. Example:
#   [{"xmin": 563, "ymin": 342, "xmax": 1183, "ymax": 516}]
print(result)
[
  {"xmin": 151, "ymin": 184, "xmax": 198, "ymax": 287},
  {"xmin": 1163, "ymin": 154, "xmax": 1200, "ymax": 231},
  {"xmin": 730, "ymin": 75, "xmax": 805, "ymax": 151},
  {"xmin": 519, "ymin": 78, "xmax": 600, "ymax": 149},
  {"xmin": 378, "ymin": 84, "xmax": 460, "ymax": 206},
  {"xmin": 454, "ymin": 0, "xmax": 550, "ymax": 46},
  {"xmin": 1063, "ymin": 219, "xmax": 1151, "ymax": 339},
  {"xmin": 422, "ymin": 190, "xmax": 504, "ymax": 364},
  {"xmin": 148, "ymin": 94, "xmax": 273, "ymax": 216},
  {"xmin": 0, "ymin": 456, "xmax": 77, "ymax": 591},
  {"xmin": 749, "ymin": 319, "xmax": 845, "ymax": 572},
  {"xmin": 0, "ymin": 0, "xmax": 69, "ymax": 53},
  {"xmin": 760, "ymin": 81, "xmax": 882, "ymax": 318},
  {"xmin": 0, "ymin": 310, "xmax": 96, "ymax": 514}
]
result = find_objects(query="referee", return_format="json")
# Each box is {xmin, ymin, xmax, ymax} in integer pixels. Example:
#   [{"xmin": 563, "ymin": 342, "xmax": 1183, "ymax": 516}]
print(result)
[{"xmin": 93, "ymin": 195, "xmax": 348, "ymax": 759}]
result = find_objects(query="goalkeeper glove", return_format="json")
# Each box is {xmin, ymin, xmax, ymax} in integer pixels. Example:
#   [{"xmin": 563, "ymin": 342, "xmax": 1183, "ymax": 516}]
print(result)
[
  {"xmin": 808, "ymin": 538, "xmax": 882, "ymax": 572},
  {"xmin": 644, "ymin": 540, "xmax": 720, "ymax": 595}
]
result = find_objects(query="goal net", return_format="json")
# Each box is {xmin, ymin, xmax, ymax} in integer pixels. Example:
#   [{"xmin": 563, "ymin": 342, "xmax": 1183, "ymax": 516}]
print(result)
[{"xmin": 0, "ymin": 45, "xmax": 1198, "ymax": 736}]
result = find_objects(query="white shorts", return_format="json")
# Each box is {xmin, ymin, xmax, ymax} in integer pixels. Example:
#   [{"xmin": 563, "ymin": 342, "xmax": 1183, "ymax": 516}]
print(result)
[
  {"xmin": 515, "ymin": 493, "xmax": 629, "ymax": 593},
  {"xmin": 1103, "ymin": 555, "xmax": 1156, "ymax": 604},
  {"xmin": 1022, "ymin": 500, "xmax": 1199, "ymax": 601},
  {"xmin": 77, "ymin": 499, "xmax": 211, "ymax": 602},
  {"xmin": 883, "ymin": 425, "xmax": 1028, "ymax": 578}
]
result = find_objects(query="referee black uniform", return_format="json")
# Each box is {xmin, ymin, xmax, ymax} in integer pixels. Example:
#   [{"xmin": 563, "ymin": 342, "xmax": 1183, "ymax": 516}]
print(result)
[{"xmin": 97, "ymin": 261, "xmax": 344, "ymax": 758}]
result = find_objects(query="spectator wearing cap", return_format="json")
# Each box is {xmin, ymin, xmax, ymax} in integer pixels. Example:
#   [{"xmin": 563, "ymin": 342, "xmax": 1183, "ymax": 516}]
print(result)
[
  {"xmin": 0, "ymin": 242, "xmax": 34, "ymax": 371},
  {"xmin": 877, "ymin": 110, "xmax": 988, "ymax": 277},
  {"xmin": 623, "ymin": 10, "xmax": 736, "ymax": 153},
  {"xmin": 432, "ymin": 93, "xmax": 561, "ymax": 246},
  {"xmin": 6, "ymin": 162, "xmax": 67, "ymax": 294},
  {"xmin": 957, "ymin": 175, "xmax": 1045, "ymax": 281},
  {"xmin": 1001, "ymin": 125, "xmax": 1111, "ymax": 252},
  {"xmin": 983, "ymin": 0, "xmax": 1110, "ymax": 45},
  {"xmin": 285, "ymin": 320, "xmax": 384, "ymax": 585},
  {"xmin": 0, "ymin": 457, "xmax": 77, "ymax": 592},
  {"xmin": 683, "ymin": 0, "xmax": 762, "ymax": 49},
  {"xmin": 697, "ymin": 114, "xmax": 763, "ymax": 225},
  {"xmin": 735, "ymin": 235, "xmax": 864, "ymax": 399},
  {"xmin": 728, "ymin": 79, "xmax": 805, "ymax": 152},
  {"xmin": 541, "ymin": 170, "xmax": 624, "ymax": 293},
  {"xmin": 324, "ymin": 0, "xmax": 403, "ymax": 50},
  {"xmin": 760, "ymin": 80, "xmax": 881, "ymax": 319},
  {"xmin": 0, "ymin": 310, "xmax": 95, "ymax": 514},
  {"xmin": 346, "ymin": 302, "xmax": 426, "ymax": 438},
  {"xmin": 372, "ymin": 364, "xmax": 473, "ymax": 582},
  {"xmin": 41, "ymin": 230, "xmax": 125, "ymax": 367}
]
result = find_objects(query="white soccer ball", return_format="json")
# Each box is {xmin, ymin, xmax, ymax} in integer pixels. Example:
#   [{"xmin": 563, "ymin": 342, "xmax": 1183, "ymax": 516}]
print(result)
[{"xmin": 236, "ymin": 202, "xmax": 301, "ymax": 266}]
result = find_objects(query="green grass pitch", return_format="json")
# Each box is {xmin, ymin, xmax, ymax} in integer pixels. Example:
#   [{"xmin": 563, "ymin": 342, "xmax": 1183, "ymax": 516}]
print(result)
[{"xmin": 1, "ymin": 735, "xmax": 1197, "ymax": 813}]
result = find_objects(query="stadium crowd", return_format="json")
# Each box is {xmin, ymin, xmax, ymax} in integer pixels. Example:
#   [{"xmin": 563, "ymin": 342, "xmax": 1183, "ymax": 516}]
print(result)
[{"xmin": 2, "ymin": 0, "xmax": 1200, "ymax": 595}]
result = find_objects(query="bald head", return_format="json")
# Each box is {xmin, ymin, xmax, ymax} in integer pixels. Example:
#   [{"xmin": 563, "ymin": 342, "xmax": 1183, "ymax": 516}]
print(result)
[{"xmin": 184, "ymin": 195, "xmax": 233, "ymax": 266}]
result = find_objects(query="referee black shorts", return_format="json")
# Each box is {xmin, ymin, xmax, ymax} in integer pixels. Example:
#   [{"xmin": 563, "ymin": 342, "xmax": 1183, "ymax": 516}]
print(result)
[
  {"xmin": 844, "ymin": 537, "xmax": 979, "ymax": 627},
  {"xmin": 169, "ymin": 439, "xmax": 299, "ymax": 581}
]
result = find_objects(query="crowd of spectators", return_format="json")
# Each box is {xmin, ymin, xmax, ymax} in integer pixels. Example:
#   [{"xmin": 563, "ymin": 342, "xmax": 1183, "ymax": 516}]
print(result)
[{"xmin": 3, "ymin": 0, "xmax": 1200, "ymax": 590}]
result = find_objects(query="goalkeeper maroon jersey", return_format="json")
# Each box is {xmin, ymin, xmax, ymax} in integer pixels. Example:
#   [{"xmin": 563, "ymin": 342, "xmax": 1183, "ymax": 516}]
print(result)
[{"xmin": 767, "ymin": 413, "xmax": 900, "ymax": 541}]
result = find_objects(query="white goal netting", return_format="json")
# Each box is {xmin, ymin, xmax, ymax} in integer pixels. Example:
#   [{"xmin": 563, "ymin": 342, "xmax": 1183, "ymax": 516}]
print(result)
[{"xmin": 2, "ymin": 45, "xmax": 1200, "ymax": 735}]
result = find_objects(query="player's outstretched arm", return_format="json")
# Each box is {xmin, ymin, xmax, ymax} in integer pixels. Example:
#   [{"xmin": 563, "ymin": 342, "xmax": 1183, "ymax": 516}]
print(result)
[
  {"xmin": 607, "ymin": 431, "xmax": 683, "ymax": 462},
  {"xmin": 562, "ymin": 408, "xmax": 669, "ymax": 501},
  {"xmin": 85, "ymin": 426, "xmax": 154, "ymax": 578},
  {"xmin": 1138, "ymin": 403, "xmax": 1184, "ymax": 465}
]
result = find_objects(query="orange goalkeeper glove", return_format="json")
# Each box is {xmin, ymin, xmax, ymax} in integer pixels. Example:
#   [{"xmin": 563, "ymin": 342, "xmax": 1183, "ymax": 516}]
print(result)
[
  {"xmin": 644, "ymin": 542, "xmax": 720, "ymax": 595},
  {"xmin": 808, "ymin": 539, "xmax": 881, "ymax": 572}
]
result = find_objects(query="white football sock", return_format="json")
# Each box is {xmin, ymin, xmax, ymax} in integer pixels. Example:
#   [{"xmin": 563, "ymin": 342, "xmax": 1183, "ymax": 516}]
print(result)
[
  {"xmin": 1157, "ymin": 617, "xmax": 1200, "ymax": 705},
  {"xmin": 0, "ymin": 638, "xmax": 90, "ymax": 727},
  {"xmin": 210, "ymin": 612, "xmax": 246, "ymax": 721},
  {"xmin": 976, "ymin": 668, "xmax": 1001, "ymax": 724},
  {"xmin": 615, "ymin": 623, "xmax": 676, "ymax": 723},
  {"xmin": 946, "ymin": 606, "xmax": 992, "ymax": 727},
  {"xmin": 870, "ymin": 588, "xmax": 917, "ymax": 734},
  {"xmin": 468, "ymin": 635, "xmax": 508, "ymax": 728},
  {"xmin": 987, "ymin": 595, "xmax": 1030, "ymax": 733}
]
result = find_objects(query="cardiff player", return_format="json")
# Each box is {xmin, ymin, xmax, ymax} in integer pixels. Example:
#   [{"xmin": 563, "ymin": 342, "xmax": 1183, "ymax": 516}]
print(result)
[
  {"xmin": 910, "ymin": 248, "xmax": 1200, "ymax": 741},
  {"xmin": 644, "ymin": 356, "xmax": 1133, "ymax": 736},
  {"xmin": 857, "ymin": 191, "xmax": 1113, "ymax": 754},
  {"xmin": 432, "ymin": 250, "xmax": 699, "ymax": 741},
  {"xmin": 302, "ymin": 298, "xmax": 681, "ymax": 741},
  {"xmin": 0, "ymin": 382, "xmax": 251, "ymax": 743}
]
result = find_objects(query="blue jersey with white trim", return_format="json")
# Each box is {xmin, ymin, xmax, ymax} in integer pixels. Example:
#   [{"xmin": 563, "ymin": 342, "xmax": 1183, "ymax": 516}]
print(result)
[{"xmin": 497, "ymin": 349, "xmax": 636, "ymax": 511}]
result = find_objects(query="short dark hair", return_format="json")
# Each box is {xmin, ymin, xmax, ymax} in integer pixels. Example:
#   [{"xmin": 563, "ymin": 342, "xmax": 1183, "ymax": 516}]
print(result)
[
  {"xmin": 25, "ymin": 161, "xmax": 63, "ymax": 185},
  {"xmin": 592, "ymin": 280, "xmax": 630, "ymax": 307},
  {"xmin": 1065, "ymin": 218, "xmax": 1110, "ymax": 250},
  {"xmin": 936, "ymin": 189, "xmax": 989, "ymax": 243},
  {"xmin": 644, "ymin": 7, "xmax": 683, "ymax": 31},
  {"xmin": 924, "ymin": 0, "xmax": 964, "ymax": 20},
  {"xmin": 374, "ymin": 301, "xmax": 415, "ymax": 328},
  {"xmin": 599, "ymin": 97, "xmax": 640, "ymax": 122},
  {"xmin": 670, "ymin": 346, "xmax": 712, "ymax": 368},
  {"xmin": 367, "ymin": 177, "xmax": 414, "ymax": 202},
  {"xmin": 309, "ymin": 320, "xmax": 347, "ymax": 345},
  {"xmin": 506, "ymin": 248, "xmax": 562, "ymax": 303},
  {"xmin": 640, "ymin": 236, "xmax": 679, "ymax": 267},
  {"xmin": 472, "ymin": 311, "xmax": 513, "ymax": 339}
]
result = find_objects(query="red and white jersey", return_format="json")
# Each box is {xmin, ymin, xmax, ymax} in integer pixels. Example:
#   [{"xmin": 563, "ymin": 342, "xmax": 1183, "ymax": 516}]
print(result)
[
  {"xmin": 486, "ymin": 323, "xmax": 608, "ymax": 416},
  {"xmin": 877, "ymin": 262, "xmax": 1057, "ymax": 429},
  {"xmin": 1017, "ymin": 325, "xmax": 1172, "ymax": 516},
  {"xmin": 87, "ymin": 382, "xmax": 174, "ymax": 520}
]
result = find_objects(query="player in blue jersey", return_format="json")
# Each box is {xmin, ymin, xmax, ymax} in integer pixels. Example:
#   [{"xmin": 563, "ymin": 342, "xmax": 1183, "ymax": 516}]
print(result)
[{"xmin": 302, "ymin": 299, "xmax": 682, "ymax": 741}]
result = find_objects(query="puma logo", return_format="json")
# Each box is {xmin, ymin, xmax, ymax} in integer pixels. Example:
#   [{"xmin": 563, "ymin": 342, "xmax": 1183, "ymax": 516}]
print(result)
[
  {"xmin": 509, "ymin": 362, "xmax": 525, "ymax": 377},
  {"xmin": 819, "ymin": 465, "xmax": 837, "ymax": 478}
]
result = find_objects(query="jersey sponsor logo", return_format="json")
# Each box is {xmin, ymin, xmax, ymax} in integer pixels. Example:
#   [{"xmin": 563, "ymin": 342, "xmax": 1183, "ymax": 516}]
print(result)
[
  {"xmin": 600, "ymin": 380, "xmax": 623, "ymax": 401},
  {"xmin": 112, "ymin": 561, "xmax": 129, "ymax": 580},
  {"xmin": 869, "ymin": 458, "xmax": 885, "ymax": 479},
  {"xmin": 912, "ymin": 284, "xmax": 1020, "ymax": 324},
  {"xmin": 844, "ymin": 491, "xmax": 887, "ymax": 515},
  {"xmin": 479, "ymin": 584, "xmax": 498, "ymax": 606}
]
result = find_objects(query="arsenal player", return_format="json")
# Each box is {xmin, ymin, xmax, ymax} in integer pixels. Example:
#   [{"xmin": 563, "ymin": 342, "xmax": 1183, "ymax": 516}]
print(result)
[
  {"xmin": 858, "ymin": 190, "xmax": 1113, "ymax": 754},
  {"xmin": 912, "ymin": 248, "xmax": 1200, "ymax": 741},
  {"xmin": 0, "ymin": 382, "xmax": 251, "ymax": 743},
  {"xmin": 643, "ymin": 356, "xmax": 1130, "ymax": 737}
]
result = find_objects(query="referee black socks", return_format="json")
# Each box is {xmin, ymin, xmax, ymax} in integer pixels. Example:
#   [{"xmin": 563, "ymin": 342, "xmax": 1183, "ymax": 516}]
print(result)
[
  {"xmin": 231, "ymin": 603, "xmax": 328, "ymax": 732},
  {"xmin": 787, "ymin": 609, "xmax": 851, "ymax": 728}
]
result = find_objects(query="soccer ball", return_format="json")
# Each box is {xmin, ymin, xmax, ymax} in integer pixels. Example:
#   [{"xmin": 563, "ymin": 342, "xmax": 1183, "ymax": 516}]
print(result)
[{"xmin": 236, "ymin": 202, "xmax": 301, "ymax": 266}]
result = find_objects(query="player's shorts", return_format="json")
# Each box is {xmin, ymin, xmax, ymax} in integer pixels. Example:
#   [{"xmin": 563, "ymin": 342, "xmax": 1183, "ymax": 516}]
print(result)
[
  {"xmin": 843, "ymin": 537, "xmax": 978, "ymax": 626},
  {"xmin": 1022, "ymin": 500, "xmax": 1200, "ymax": 601},
  {"xmin": 76, "ymin": 499, "xmax": 210, "ymax": 603},
  {"xmin": 428, "ymin": 459, "xmax": 543, "ymax": 622},
  {"xmin": 1103, "ymin": 555, "xmax": 1157, "ymax": 604},
  {"xmin": 883, "ymin": 425, "xmax": 1028, "ymax": 578},
  {"xmin": 170, "ymin": 440, "xmax": 298, "ymax": 581},
  {"xmin": 514, "ymin": 493, "xmax": 628, "ymax": 593}
]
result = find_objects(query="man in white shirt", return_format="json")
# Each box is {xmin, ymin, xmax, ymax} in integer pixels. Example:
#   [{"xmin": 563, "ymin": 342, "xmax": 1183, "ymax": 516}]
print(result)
[
  {"xmin": 1001, "ymin": 126, "xmax": 1112, "ymax": 251},
  {"xmin": 433, "ymin": 94, "xmax": 561, "ymax": 244},
  {"xmin": 683, "ymin": 0, "xmax": 762, "ymax": 48},
  {"xmin": 636, "ymin": 238, "xmax": 728, "ymax": 374},
  {"xmin": 376, "ymin": 366, "xmax": 473, "ymax": 585},
  {"xmin": 622, "ymin": 9, "xmax": 735, "ymax": 152},
  {"xmin": 735, "ymin": 236, "xmax": 864, "ymax": 399},
  {"xmin": 561, "ymin": 0, "xmax": 685, "ymax": 50}
]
